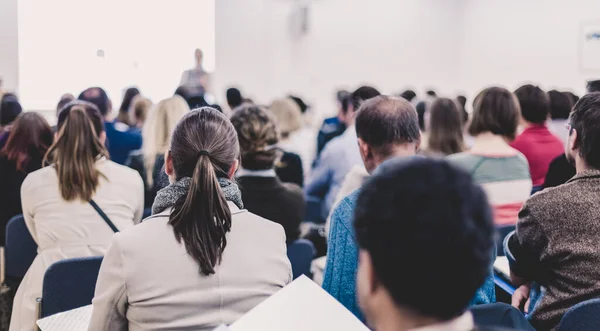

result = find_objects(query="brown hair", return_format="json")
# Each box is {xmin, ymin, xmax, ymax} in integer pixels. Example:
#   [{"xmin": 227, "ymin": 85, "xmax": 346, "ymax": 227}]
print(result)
[
  {"xmin": 44, "ymin": 101, "xmax": 109, "ymax": 201},
  {"xmin": 169, "ymin": 107, "xmax": 240, "ymax": 275},
  {"xmin": 427, "ymin": 98, "xmax": 465, "ymax": 155},
  {"xmin": 0, "ymin": 112, "xmax": 53, "ymax": 172},
  {"xmin": 230, "ymin": 105, "xmax": 279, "ymax": 170},
  {"xmin": 469, "ymin": 87, "xmax": 520, "ymax": 140}
]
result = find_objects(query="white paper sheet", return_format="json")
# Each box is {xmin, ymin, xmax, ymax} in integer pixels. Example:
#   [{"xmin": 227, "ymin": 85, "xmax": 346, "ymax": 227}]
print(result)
[
  {"xmin": 231, "ymin": 275, "xmax": 369, "ymax": 331},
  {"xmin": 494, "ymin": 256, "xmax": 510, "ymax": 278},
  {"xmin": 37, "ymin": 305, "xmax": 92, "ymax": 331}
]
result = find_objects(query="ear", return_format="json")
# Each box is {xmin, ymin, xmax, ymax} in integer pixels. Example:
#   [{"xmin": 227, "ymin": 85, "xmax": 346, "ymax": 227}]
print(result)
[
  {"xmin": 568, "ymin": 128, "xmax": 578, "ymax": 152},
  {"xmin": 165, "ymin": 150, "xmax": 174, "ymax": 177},
  {"xmin": 99, "ymin": 131, "xmax": 107, "ymax": 146},
  {"xmin": 228, "ymin": 159, "xmax": 240, "ymax": 179},
  {"xmin": 357, "ymin": 138, "xmax": 372, "ymax": 162},
  {"xmin": 357, "ymin": 250, "xmax": 379, "ymax": 303}
]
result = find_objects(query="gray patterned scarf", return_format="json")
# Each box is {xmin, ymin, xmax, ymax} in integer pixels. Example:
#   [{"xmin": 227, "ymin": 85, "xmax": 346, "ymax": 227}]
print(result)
[{"xmin": 152, "ymin": 177, "xmax": 243, "ymax": 215}]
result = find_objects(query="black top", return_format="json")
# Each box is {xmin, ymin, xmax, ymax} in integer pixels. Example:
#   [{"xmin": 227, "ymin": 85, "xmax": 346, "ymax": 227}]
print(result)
[
  {"xmin": 275, "ymin": 152, "xmax": 304, "ymax": 188},
  {"xmin": 125, "ymin": 152, "xmax": 168, "ymax": 208},
  {"xmin": 316, "ymin": 116, "xmax": 346, "ymax": 157},
  {"xmin": 0, "ymin": 153, "xmax": 44, "ymax": 245},
  {"xmin": 544, "ymin": 154, "xmax": 576, "ymax": 189},
  {"xmin": 237, "ymin": 176, "xmax": 305, "ymax": 244}
]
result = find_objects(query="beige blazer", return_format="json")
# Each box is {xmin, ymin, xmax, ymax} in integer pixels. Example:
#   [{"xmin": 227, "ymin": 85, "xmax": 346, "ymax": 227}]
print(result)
[
  {"xmin": 88, "ymin": 202, "xmax": 292, "ymax": 331},
  {"xmin": 10, "ymin": 159, "xmax": 144, "ymax": 331}
]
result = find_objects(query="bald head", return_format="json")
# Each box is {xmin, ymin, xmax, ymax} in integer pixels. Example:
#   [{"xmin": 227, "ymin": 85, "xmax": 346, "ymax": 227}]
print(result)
[{"xmin": 355, "ymin": 96, "xmax": 420, "ymax": 167}]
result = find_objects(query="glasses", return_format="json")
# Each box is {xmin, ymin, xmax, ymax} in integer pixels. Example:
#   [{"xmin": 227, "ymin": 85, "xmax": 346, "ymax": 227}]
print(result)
[{"xmin": 565, "ymin": 122, "xmax": 572, "ymax": 132}]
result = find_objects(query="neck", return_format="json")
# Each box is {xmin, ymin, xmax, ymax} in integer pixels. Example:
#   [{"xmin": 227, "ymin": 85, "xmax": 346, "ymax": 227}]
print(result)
[
  {"xmin": 373, "ymin": 144, "xmax": 417, "ymax": 168},
  {"xmin": 523, "ymin": 121, "xmax": 545, "ymax": 129},
  {"xmin": 470, "ymin": 132, "xmax": 515, "ymax": 155},
  {"xmin": 575, "ymin": 155, "xmax": 594, "ymax": 174}
]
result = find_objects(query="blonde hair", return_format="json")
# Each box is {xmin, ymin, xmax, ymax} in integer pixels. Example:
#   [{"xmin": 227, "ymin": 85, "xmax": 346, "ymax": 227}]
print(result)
[
  {"xmin": 130, "ymin": 96, "xmax": 152, "ymax": 126},
  {"xmin": 142, "ymin": 96, "xmax": 190, "ymax": 185},
  {"xmin": 268, "ymin": 98, "xmax": 302, "ymax": 138}
]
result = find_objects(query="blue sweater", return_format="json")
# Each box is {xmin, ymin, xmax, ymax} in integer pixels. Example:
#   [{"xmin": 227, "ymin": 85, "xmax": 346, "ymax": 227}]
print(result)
[{"xmin": 322, "ymin": 189, "xmax": 496, "ymax": 321}]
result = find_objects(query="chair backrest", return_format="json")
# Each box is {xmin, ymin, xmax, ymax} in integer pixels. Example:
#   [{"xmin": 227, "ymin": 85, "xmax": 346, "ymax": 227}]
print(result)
[
  {"xmin": 557, "ymin": 298, "xmax": 600, "ymax": 331},
  {"xmin": 496, "ymin": 225, "xmax": 515, "ymax": 257},
  {"xmin": 41, "ymin": 256, "xmax": 103, "ymax": 317},
  {"xmin": 287, "ymin": 239, "xmax": 316, "ymax": 280},
  {"xmin": 471, "ymin": 302, "xmax": 534, "ymax": 330},
  {"xmin": 5, "ymin": 215, "xmax": 38, "ymax": 283}
]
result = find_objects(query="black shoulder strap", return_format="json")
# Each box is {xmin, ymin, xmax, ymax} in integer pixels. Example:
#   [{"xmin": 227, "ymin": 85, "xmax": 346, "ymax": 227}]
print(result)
[{"xmin": 89, "ymin": 200, "xmax": 119, "ymax": 233}]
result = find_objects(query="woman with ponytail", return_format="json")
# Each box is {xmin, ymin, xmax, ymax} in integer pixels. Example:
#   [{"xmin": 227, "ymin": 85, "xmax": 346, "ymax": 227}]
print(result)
[
  {"xmin": 89, "ymin": 108, "xmax": 291, "ymax": 331},
  {"xmin": 10, "ymin": 101, "xmax": 144, "ymax": 331}
]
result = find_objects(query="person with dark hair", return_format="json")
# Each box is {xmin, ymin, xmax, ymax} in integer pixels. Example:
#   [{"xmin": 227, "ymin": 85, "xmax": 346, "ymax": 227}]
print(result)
[
  {"xmin": 268, "ymin": 98, "xmax": 305, "ymax": 186},
  {"xmin": 510, "ymin": 85, "xmax": 563, "ymax": 191},
  {"xmin": 306, "ymin": 86, "xmax": 380, "ymax": 222},
  {"xmin": 10, "ymin": 101, "xmax": 143, "ymax": 331},
  {"xmin": 399, "ymin": 89, "xmax": 417, "ymax": 103},
  {"xmin": 547, "ymin": 90, "xmax": 573, "ymax": 143},
  {"xmin": 231, "ymin": 105, "xmax": 305, "ymax": 243},
  {"xmin": 0, "ymin": 112, "xmax": 53, "ymax": 246},
  {"xmin": 89, "ymin": 108, "xmax": 290, "ymax": 330},
  {"xmin": 116, "ymin": 87, "xmax": 140, "ymax": 126},
  {"xmin": 226, "ymin": 87, "xmax": 243, "ymax": 111},
  {"xmin": 315, "ymin": 90, "xmax": 350, "ymax": 157},
  {"xmin": 506, "ymin": 92, "xmax": 600, "ymax": 330},
  {"xmin": 423, "ymin": 97, "xmax": 465, "ymax": 156},
  {"xmin": 564, "ymin": 91, "xmax": 579, "ymax": 105},
  {"xmin": 457, "ymin": 95, "xmax": 469, "ymax": 124},
  {"xmin": 0, "ymin": 94, "xmax": 23, "ymax": 148},
  {"xmin": 586, "ymin": 79, "xmax": 600, "ymax": 93},
  {"xmin": 79, "ymin": 87, "xmax": 142, "ymax": 165},
  {"xmin": 449, "ymin": 87, "xmax": 531, "ymax": 225},
  {"xmin": 414, "ymin": 90, "xmax": 438, "ymax": 132},
  {"xmin": 355, "ymin": 158, "xmax": 500, "ymax": 330},
  {"xmin": 288, "ymin": 95, "xmax": 309, "ymax": 114}
]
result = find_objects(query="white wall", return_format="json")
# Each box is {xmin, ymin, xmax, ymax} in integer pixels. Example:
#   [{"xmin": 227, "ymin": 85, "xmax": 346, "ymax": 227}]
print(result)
[{"xmin": 0, "ymin": 0, "xmax": 19, "ymax": 93}]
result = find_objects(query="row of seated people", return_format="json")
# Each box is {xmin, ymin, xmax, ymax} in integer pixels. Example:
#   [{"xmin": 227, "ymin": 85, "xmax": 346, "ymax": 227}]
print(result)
[{"xmin": 1, "ymin": 83, "xmax": 600, "ymax": 330}]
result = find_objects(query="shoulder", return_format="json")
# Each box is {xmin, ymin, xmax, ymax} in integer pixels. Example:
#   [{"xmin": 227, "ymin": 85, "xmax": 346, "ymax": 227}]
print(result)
[
  {"xmin": 447, "ymin": 152, "xmax": 481, "ymax": 168},
  {"xmin": 282, "ymin": 152, "xmax": 301, "ymax": 163},
  {"xmin": 23, "ymin": 166, "xmax": 56, "ymax": 189},
  {"xmin": 281, "ymin": 182, "xmax": 304, "ymax": 198},
  {"xmin": 233, "ymin": 210, "xmax": 287, "ymax": 240},
  {"xmin": 331, "ymin": 190, "xmax": 361, "ymax": 226},
  {"xmin": 100, "ymin": 160, "xmax": 144, "ymax": 186},
  {"xmin": 113, "ymin": 213, "xmax": 171, "ymax": 251}
]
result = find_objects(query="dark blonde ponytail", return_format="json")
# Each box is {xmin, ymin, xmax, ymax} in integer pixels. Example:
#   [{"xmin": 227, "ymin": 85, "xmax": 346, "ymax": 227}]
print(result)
[
  {"xmin": 44, "ymin": 101, "xmax": 108, "ymax": 201},
  {"xmin": 168, "ymin": 108, "xmax": 240, "ymax": 275}
]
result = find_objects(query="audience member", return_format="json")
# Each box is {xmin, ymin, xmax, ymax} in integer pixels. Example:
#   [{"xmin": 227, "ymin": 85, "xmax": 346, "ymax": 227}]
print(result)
[
  {"xmin": 126, "ymin": 96, "xmax": 189, "ymax": 207},
  {"xmin": 116, "ymin": 87, "xmax": 140, "ymax": 127},
  {"xmin": 288, "ymin": 94, "xmax": 318, "ymax": 176},
  {"xmin": 268, "ymin": 98, "xmax": 305, "ymax": 187},
  {"xmin": 316, "ymin": 90, "xmax": 350, "ymax": 157},
  {"xmin": 78, "ymin": 87, "xmax": 142, "ymax": 165},
  {"xmin": 89, "ymin": 108, "xmax": 291, "ymax": 330},
  {"xmin": 510, "ymin": 85, "xmax": 563, "ymax": 190},
  {"xmin": 56, "ymin": 93, "xmax": 75, "ymax": 113},
  {"xmin": 226, "ymin": 87, "xmax": 243, "ymax": 111},
  {"xmin": 543, "ymin": 154, "xmax": 576, "ymax": 189},
  {"xmin": 0, "ymin": 94, "xmax": 23, "ymax": 148},
  {"xmin": 547, "ymin": 90, "xmax": 573, "ymax": 143},
  {"xmin": 423, "ymin": 97, "xmax": 465, "ymax": 156},
  {"xmin": 415, "ymin": 90, "xmax": 437, "ymax": 131},
  {"xmin": 355, "ymin": 158, "xmax": 496, "ymax": 331},
  {"xmin": 129, "ymin": 95, "xmax": 152, "ymax": 129},
  {"xmin": 564, "ymin": 91, "xmax": 579, "ymax": 105},
  {"xmin": 0, "ymin": 112, "xmax": 52, "ymax": 246},
  {"xmin": 506, "ymin": 92, "xmax": 600, "ymax": 330},
  {"xmin": 306, "ymin": 86, "xmax": 380, "ymax": 222},
  {"xmin": 10, "ymin": 101, "xmax": 143, "ymax": 331},
  {"xmin": 457, "ymin": 95, "xmax": 469, "ymax": 124},
  {"xmin": 231, "ymin": 105, "xmax": 305, "ymax": 243},
  {"xmin": 449, "ymin": 87, "xmax": 532, "ymax": 225},
  {"xmin": 399, "ymin": 89, "xmax": 417, "ymax": 103},
  {"xmin": 586, "ymin": 79, "xmax": 600, "ymax": 93}
]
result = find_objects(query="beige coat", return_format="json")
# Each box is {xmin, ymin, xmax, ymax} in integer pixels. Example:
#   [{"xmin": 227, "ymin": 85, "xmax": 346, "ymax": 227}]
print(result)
[
  {"xmin": 88, "ymin": 202, "xmax": 292, "ymax": 331},
  {"xmin": 10, "ymin": 159, "xmax": 144, "ymax": 331}
]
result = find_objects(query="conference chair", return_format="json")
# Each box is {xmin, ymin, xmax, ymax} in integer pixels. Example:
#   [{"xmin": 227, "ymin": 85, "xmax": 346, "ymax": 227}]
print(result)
[
  {"xmin": 557, "ymin": 298, "xmax": 600, "ymax": 331},
  {"xmin": 287, "ymin": 239, "xmax": 316, "ymax": 279},
  {"xmin": 471, "ymin": 303, "xmax": 534, "ymax": 330},
  {"xmin": 38, "ymin": 256, "xmax": 103, "ymax": 318},
  {"xmin": 3, "ymin": 215, "xmax": 37, "ymax": 285},
  {"xmin": 496, "ymin": 225, "xmax": 515, "ymax": 257}
]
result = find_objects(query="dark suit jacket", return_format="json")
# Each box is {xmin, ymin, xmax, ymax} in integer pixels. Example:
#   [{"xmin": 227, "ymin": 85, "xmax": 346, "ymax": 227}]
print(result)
[
  {"xmin": 237, "ymin": 176, "xmax": 305, "ymax": 243},
  {"xmin": 275, "ymin": 152, "xmax": 304, "ymax": 188},
  {"xmin": 544, "ymin": 154, "xmax": 576, "ymax": 189}
]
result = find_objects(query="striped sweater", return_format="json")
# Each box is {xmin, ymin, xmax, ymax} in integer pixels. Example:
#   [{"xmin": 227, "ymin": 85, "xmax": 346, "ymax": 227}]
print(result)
[{"xmin": 448, "ymin": 153, "xmax": 532, "ymax": 225}]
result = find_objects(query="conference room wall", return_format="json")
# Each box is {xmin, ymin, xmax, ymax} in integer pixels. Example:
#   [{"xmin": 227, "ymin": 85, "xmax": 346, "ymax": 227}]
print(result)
[{"xmin": 0, "ymin": 0, "xmax": 19, "ymax": 93}]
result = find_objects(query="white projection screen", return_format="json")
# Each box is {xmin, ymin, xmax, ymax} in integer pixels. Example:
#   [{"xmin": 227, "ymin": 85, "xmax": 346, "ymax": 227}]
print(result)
[{"xmin": 18, "ymin": 0, "xmax": 215, "ymax": 117}]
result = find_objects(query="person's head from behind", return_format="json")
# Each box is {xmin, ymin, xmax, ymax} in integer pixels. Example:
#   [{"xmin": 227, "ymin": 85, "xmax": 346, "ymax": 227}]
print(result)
[
  {"xmin": 565, "ymin": 92, "xmax": 600, "ymax": 171},
  {"xmin": 355, "ymin": 95, "xmax": 420, "ymax": 173},
  {"xmin": 230, "ymin": 105, "xmax": 279, "ymax": 171},
  {"xmin": 0, "ymin": 94, "xmax": 23, "ymax": 128},
  {"xmin": 565, "ymin": 92, "xmax": 580, "ymax": 106},
  {"xmin": 288, "ymin": 95, "xmax": 309, "ymax": 114},
  {"xmin": 130, "ymin": 96, "xmax": 152, "ymax": 128},
  {"xmin": 78, "ymin": 87, "xmax": 112, "ymax": 119},
  {"xmin": 427, "ymin": 98, "xmax": 464, "ymax": 155},
  {"xmin": 142, "ymin": 95, "xmax": 189, "ymax": 185},
  {"xmin": 165, "ymin": 108, "xmax": 240, "ymax": 275},
  {"xmin": 117, "ymin": 87, "xmax": 140, "ymax": 125},
  {"xmin": 354, "ymin": 158, "xmax": 494, "ymax": 330},
  {"xmin": 195, "ymin": 48, "xmax": 204, "ymax": 67},
  {"xmin": 468, "ymin": 87, "xmax": 520, "ymax": 141},
  {"xmin": 456, "ymin": 95, "xmax": 469, "ymax": 124},
  {"xmin": 514, "ymin": 84, "xmax": 549, "ymax": 125},
  {"xmin": 342, "ymin": 86, "xmax": 381, "ymax": 127},
  {"xmin": 269, "ymin": 98, "xmax": 302, "ymax": 139},
  {"xmin": 587, "ymin": 80, "xmax": 600, "ymax": 93},
  {"xmin": 0, "ymin": 112, "xmax": 53, "ymax": 172},
  {"xmin": 548, "ymin": 90, "xmax": 573, "ymax": 121},
  {"xmin": 226, "ymin": 88, "xmax": 243, "ymax": 110},
  {"xmin": 399, "ymin": 90, "xmax": 417, "ymax": 103},
  {"xmin": 44, "ymin": 100, "xmax": 109, "ymax": 202},
  {"xmin": 336, "ymin": 90, "xmax": 352, "ymax": 123},
  {"xmin": 56, "ymin": 94, "xmax": 75, "ymax": 114}
]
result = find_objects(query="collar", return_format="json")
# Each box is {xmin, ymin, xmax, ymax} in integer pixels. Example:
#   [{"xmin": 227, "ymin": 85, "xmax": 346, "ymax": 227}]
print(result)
[
  {"xmin": 566, "ymin": 169, "xmax": 600, "ymax": 184},
  {"xmin": 409, "ymin": 312, "xmax": 474, "ymax": 331},
  {"xmin": 236, "ymin": 168, "xmax": 277, "ymax": 178}
]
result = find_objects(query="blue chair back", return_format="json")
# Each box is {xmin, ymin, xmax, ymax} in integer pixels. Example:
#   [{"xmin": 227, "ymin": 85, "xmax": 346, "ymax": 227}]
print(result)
[
  {"xmin": 557, "ymin": 298, "xmax": 600, "ymax": 331},
  {"xmin": 41, "ymin": 256, "xmax": 103, "ymax": 317},
  {"xmin": 5, "ymin": 215, "xmax": 38, "ymax": 283},
  {"xmin": 287, "ymin": 239, "xmax": 316, "ymax": 279},
  {"xmin": 496, "ymin": 225, "xmax": 515, "ymax": 257}
]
